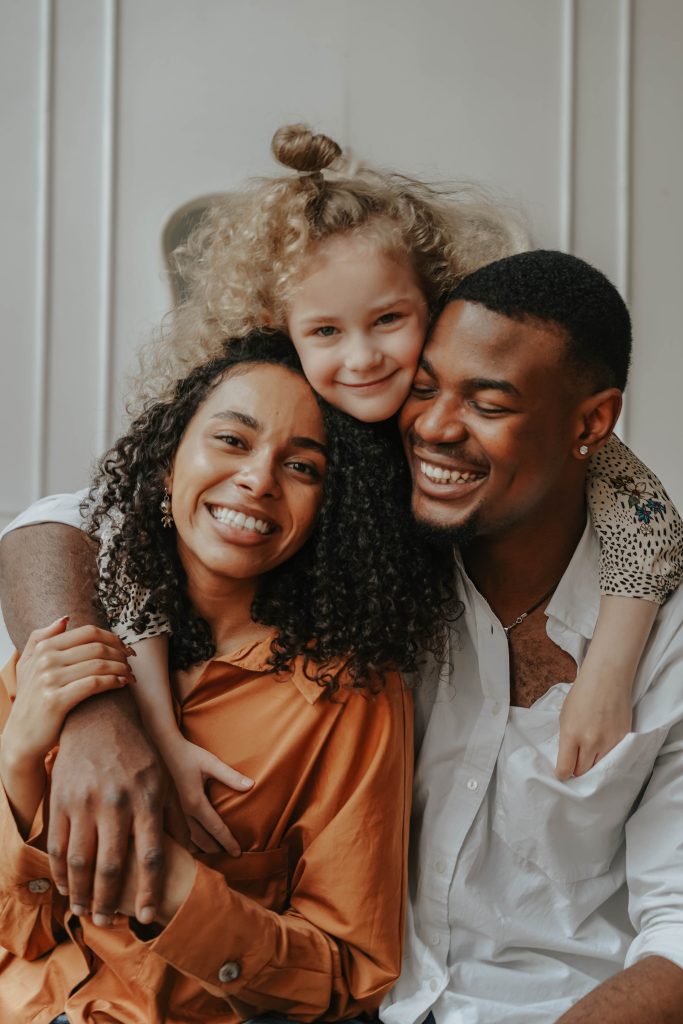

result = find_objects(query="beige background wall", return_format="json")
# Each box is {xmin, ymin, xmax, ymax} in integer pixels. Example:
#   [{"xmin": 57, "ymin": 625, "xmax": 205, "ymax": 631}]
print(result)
[{"xmin": 1, "ymin": 0, "xmax": 682, "ymax": 659}]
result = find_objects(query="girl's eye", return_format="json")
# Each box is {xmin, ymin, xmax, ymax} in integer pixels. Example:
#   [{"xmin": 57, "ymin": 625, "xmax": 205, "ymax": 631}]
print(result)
[
  {"xmin": 375, "ymin": 312, "xmax": 403, "ymax": 326},
  {"xmin": 314, "ymin": 325, "xmax": 339, "ymax": 338}
]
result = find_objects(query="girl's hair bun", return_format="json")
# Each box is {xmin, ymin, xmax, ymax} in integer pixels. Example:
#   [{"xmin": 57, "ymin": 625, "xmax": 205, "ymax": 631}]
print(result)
[{"xmin": 271, "ymin": 124, "xmax": 342, "ymax": 173}]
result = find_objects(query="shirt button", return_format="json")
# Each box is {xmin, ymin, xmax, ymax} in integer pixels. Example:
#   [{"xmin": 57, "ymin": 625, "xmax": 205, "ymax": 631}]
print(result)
[
  {"xmin": 466, "ymin": 778, "xmax": 478, "ymax": 791},
  {"xmin": 430, "ymin": 934, "xmax": 440, "ymax": 946},
  {"xmin": 218, "ymin": 961, "xmax": 241, "ymax": 983},
  {"xmin": 27, "ymin": 878, "xmax": 51, "ymax": 894},
  {"xmin": 429, "ymin": 978, "xmax": 439, "ymax": 992},
  {"xmin": 435, "ymin": 858, "xmax": 446, "ymax": 874},
  {"xmin": 491, "ymin": 702, "xmax": 501, "ymax": 715}
]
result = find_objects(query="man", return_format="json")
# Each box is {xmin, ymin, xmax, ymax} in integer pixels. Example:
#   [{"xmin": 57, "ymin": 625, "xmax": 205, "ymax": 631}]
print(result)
[
  {"xmin": 2, "ymin": 251, "xmax": 683, "ymax": 1021},
  {"xmin": 382, "ymin": 251, "xmax": 683, "ymax": 1022}
]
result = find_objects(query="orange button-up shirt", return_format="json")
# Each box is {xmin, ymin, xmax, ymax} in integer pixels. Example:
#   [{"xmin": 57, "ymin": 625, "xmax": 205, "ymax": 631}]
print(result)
[{"xmin": 0, "ymin": 637, "xmax": 412, "ymax": 1024}]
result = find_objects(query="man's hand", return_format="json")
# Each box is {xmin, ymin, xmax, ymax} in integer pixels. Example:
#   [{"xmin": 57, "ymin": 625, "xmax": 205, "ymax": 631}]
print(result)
[{"xmin": 48, "ymin": 688, "xmax": 166, "ymax": 926}]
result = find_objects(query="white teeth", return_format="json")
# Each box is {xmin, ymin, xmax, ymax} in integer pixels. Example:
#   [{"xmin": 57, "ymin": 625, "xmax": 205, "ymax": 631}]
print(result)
[
  {"xmin": 208, "ymin": 506, "xmax": 273, "ymax": 535},
  {"xmin": 419, "ymin": 460, "xmax": 485, "ymax": 485}
]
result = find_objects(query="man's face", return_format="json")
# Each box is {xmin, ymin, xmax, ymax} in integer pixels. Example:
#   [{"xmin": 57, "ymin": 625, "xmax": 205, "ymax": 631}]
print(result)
[{"xmin": 400, "ymin": 300, "xmax": 584, "ymax": 541}]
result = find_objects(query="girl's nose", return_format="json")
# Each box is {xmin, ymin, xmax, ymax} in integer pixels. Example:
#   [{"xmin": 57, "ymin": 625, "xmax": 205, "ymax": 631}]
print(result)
[{"xmin": 343, "ymin": 337, "xmax": 383, "ymax": 373}]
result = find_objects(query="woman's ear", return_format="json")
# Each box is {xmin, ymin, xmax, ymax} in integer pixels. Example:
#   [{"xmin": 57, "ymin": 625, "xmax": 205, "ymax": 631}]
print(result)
[{"xmin": 572, "ymin": 388, "xmax": 623, "ymax": 460}]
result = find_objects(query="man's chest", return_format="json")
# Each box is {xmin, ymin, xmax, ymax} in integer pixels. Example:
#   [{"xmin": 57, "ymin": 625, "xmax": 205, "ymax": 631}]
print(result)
[{"xmin": 507, "ymin": 614, "xmax": 577, "ymax": 707}]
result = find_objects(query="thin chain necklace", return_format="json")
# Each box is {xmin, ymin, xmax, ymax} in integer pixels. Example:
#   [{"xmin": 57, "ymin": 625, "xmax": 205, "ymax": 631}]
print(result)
[{"xmin": 502, "ymin": 584, "xmax": 558, "ymax": 637}]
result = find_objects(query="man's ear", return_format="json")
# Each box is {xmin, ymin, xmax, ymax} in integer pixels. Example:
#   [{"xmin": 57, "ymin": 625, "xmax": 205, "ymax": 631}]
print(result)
[{"xmin": 572, "ymin": 388, "xmax": 622, "ymax": 460}]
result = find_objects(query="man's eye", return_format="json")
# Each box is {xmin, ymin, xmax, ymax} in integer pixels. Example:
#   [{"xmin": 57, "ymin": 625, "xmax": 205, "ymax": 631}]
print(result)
[
  {"xmin": 469, "ymin": 401, "xmax": 508, "ymax": 415},
  {"xmin": 314, "ymin": 325, "xmax": 338, "ymax": 338}
]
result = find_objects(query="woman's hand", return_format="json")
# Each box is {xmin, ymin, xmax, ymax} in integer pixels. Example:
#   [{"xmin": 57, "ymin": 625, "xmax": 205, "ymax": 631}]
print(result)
[
  {"xmin": 117, "ymin": 833, "xmax": 197, "ymax": 926},
  {"xmin": 3, "ymin": 617, "xmax": 134, "ymax": 765}
]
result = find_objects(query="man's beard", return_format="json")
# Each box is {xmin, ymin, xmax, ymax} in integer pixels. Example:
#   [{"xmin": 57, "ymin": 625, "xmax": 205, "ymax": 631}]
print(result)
[{"xmin": 411, "ymin": 508, "xmax": 481, "ymax": 550}]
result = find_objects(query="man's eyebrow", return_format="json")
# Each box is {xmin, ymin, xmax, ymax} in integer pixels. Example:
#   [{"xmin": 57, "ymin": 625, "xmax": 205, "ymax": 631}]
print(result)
[
  {"xmin": 418, "ymin": 356, "xmax": 437, "ymax": 377},
  {"xmin": 209, "ymin": 412, "xmax": 327, "ymax": 455},
  {"xmin": 467, "ymin": 377, "xmax": 521, "ymax": 397},
  {"xmin": 210, "ymin": 410, "xmax": 260, "ymax": 430}
]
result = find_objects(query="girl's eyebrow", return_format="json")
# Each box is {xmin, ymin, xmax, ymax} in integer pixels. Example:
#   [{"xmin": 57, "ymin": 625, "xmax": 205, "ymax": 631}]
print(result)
[{"xmin": 209, "ymin": 410, "xmax": 327, "ymax": 456}]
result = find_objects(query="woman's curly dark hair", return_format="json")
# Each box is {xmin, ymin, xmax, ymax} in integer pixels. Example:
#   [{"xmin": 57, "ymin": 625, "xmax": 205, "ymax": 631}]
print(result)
[{"xmin": 86, "ymin": 332, "xmax": 459, "ymax": 692}]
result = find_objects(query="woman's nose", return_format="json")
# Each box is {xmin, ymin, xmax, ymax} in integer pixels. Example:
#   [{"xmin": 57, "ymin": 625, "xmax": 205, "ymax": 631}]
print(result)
[{"xmin": 233, "ymin": 452, "xmax": 281, "ymax": 498}]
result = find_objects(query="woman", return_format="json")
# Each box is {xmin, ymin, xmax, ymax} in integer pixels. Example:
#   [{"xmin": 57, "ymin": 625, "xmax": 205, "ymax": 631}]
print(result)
[{"xmin": 0, "ymin": 333, "xmax": 455, "ymax": 1024}]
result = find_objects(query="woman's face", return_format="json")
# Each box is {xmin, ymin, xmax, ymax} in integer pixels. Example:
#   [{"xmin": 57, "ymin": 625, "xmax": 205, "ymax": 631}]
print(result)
[{"xmin": 168, "ymin": 364, "xmax": 327, "ymax": 585}]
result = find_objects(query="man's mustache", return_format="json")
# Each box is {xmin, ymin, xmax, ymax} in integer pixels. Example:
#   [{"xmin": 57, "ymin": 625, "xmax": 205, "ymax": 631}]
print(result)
[{"xmin": 406, "ymin": 432, "xmax": 489, "ymax": 471}]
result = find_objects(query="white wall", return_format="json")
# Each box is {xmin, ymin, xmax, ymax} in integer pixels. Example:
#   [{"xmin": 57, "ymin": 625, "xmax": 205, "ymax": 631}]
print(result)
[{"xmin": 1, "ymin": 0, "xmax": 682, "ymax": 660}]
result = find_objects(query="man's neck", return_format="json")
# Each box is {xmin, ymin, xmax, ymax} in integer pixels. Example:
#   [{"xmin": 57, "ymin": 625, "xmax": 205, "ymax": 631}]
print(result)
[{"xmin": 463, "ymin": 488, "xmax": 587, "ymax": 626}]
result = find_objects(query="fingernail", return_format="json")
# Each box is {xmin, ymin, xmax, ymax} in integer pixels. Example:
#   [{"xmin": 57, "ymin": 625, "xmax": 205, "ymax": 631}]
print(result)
[
  {"xmin": 56, "ymin": 885, "xmax": 69, "ymax": 896},
  {"xmin": 138, "ymin": 905, "xmax": 155, "ymax": 924},
  {"xmin": 71, "ymin": 904, "xmax": 87, "ymax": 916},
  {"xmin": 229, "ymin": 847, "xmax": 242, "ymax": 859},
  {"xmin": 123, "ymin": 645, "xmax": 137, "ymax": 657},
  {"xmin": 92, "ymin": 913, "xmax": 112, "ymax": 927},
  {"xmin": 239, "ymin": 776, "xmax": 253, "ymax": 789},
  {"xmin": 54, "ymin": 614, "xmax": 70, "ymax": 627}
]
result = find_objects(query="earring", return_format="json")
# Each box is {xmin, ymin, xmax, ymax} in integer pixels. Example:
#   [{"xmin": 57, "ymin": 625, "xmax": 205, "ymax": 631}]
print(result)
[
  {"xmin": 579, "ymin": 444, "xmax": 590, "ymax": 457},
  {"xmin": 160, "ymin": 488, "xmax": 174, "ymax": 528}
]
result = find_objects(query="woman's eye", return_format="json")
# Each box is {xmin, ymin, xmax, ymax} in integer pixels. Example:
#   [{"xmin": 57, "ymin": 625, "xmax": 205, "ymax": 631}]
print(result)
[
  {"xmin": 314, "ymin": 325, "xmax": 338, "ymax": 338},
  {"xmin": 410, "ymin": 382, "xmax": 436, "ymax": 398},
  {"xmin": 214, "ymin": 433, "xmax": 245, "ymax": 448},
  {"xmin": 287, "ymin": 461, "xmax": 322, "ymax": 480}
]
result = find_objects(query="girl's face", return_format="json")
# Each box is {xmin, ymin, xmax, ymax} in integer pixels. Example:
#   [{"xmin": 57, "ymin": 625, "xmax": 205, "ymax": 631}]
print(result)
[
  {"xmin": 168, "ymin": 364, "xmax": 327, "ymax": 586},
  {"xmin": 286, "ymin": 232, "xmax": 429, "ymax": 422}
]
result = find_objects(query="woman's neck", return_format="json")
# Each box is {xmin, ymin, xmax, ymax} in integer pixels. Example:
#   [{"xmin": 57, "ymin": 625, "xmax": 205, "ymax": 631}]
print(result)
[{"xmin": 183, "ymin": 563, "xmax": 268, "ymax": 656}]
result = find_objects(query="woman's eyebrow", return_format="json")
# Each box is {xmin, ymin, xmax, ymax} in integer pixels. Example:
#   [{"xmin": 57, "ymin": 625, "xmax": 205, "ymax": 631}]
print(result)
[
  {"xmin": 210, "ymin": 409, "xmax": 260, "ymax": 429},
  {"xmin": 291, "ymin": 437, "xmax": 327, "ymax": 456}
]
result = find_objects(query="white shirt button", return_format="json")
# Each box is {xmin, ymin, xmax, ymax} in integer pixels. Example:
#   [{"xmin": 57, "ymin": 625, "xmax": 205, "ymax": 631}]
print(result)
[
  {"xmin": 429, "ymin": 978, "xmax": 439, "ymax": 992},
  {"xmin": 430, "ymin": 934, "xmax": 440, "ymax": 946},
  {"xmin": 435, "ymin": 858, "xmax": 446, "ymax": 874},
  {"xmin": 218, "ymin": 961, "xmax": 241, "ymax": 983},
  {"xmin": 27, "ymin": 878, "xmax": 51, "ymax": 894},
  {"xmin": 466, "ymin": 778, "xmax": 479, "ymax": 791},
  {"xmin": 491, "ymin": 702, "xmax": 501, "ymax": 715}
]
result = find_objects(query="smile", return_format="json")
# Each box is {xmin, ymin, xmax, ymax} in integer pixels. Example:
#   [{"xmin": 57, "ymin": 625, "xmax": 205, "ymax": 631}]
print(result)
[
  {"xmin": 419, "ymin": 460, "xmax": 487, "ymax": 485},
  {"xmin": 337, "ymin": 370, "xmax": 398, "ymax": 390},
  {"xmin": 207, "ymin": 505, "xmax": 276, "ymax": 535}
]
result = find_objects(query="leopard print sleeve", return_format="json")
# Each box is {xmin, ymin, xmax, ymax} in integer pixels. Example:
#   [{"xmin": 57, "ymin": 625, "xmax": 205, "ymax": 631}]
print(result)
[
  {"xmin": 586, "ymin": 434, "xmax": 683, "ymax": 603},
  {"xmin": 97, "ymin": 509, "xmax": 171, "ymax": 644}
]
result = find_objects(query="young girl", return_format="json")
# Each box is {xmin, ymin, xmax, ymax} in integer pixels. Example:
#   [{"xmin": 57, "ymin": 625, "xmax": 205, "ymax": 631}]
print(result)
[{"xmin": 98, "ymin": 124, "xmax": 682, "ymax": 853}]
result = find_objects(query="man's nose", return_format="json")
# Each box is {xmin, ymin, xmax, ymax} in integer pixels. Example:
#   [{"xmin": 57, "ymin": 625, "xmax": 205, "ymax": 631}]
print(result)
[
  {"xmin": 343, "ymin": 336, "xmax": 383, "ymax": 373},
  {"xmin": 414, "ymin": 399, "xmax": 468, "ymax": 445}
]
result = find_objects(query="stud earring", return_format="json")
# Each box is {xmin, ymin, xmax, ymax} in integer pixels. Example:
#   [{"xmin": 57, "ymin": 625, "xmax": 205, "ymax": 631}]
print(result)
[
  {"xmin": 160, "ymin": 488, "xmax": 174, "ymax": 528},
  {"xmin": 579, "ymin": 444, "xmax": 590, "ymax": 457}
]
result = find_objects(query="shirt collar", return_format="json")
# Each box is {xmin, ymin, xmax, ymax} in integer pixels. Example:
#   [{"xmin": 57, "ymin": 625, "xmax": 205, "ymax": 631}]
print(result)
[
  {"xmin": 454, "ymin": 519, "xmax": 601, "ymax": 642},
  {"xmin": 206, "ymin": 633, "xmax": 326, "ymax": 704}
]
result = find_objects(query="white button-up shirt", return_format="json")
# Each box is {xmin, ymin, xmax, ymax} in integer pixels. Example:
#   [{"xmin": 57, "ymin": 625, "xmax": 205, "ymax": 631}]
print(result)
[{"xmin": 383, "ymin": 523, "xmax": 683, "ymax": 1024}]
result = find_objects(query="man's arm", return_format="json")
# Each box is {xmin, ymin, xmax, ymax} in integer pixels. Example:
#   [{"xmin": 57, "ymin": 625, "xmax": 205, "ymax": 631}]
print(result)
[
  {"xmin": 0, "ymin": 522, "xmax": 166, "ymax": 925},
  {"xmin": 556, "ymin": 956, "xmax": 683, "ymax": 1023}
]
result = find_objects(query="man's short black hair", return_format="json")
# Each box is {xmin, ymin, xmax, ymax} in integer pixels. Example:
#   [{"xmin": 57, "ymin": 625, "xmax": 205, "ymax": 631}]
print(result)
[{"xmin": 445, "ymin": 249, "xmax": 632, "ymax": 391}]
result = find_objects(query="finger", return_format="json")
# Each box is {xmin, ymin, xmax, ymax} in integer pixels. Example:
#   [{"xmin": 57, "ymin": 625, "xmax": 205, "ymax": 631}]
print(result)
[
  {"xmin": 40, "ymin": 624, "xmax": 128, "ymax": 654},
  {"xmin": 57, "ymin": 670, "xmax": 132, "ymax": 705},
  {"xmin": 555, "ymin": 738, "xmax": 579, "ymax": 781},
  {"xmin": 91, "ymin": 811, "xmax": 133, "ymax": 927},
  {"xmin": 65, "ymin": 816, "xmax": 98, "ymax": 918},
  {"xmin": 132, "ymin": 798, "xmax": 166, "ymax": 925},
  {"xmin": 46, "ymin": 804, "xmax": 72, "ymax": 898},
  {"xmin": 188, "ymin": 818, "xmax": 223, "ymax": 854},
  {"xmin": 22, "ymin": 616, "xmax": 70, "ymax": 660},
  {"xmin": 164, "ymin": 791, "xmax": 191, "ymax": 850},
  {"xmin": 200, "ymin": 750, "xmax": 253, "ymax": 792},
  {"xmin": 192, "ymin": 799, "xmax": 241, "ymax": 856},
  {"xmin": 573, "ymin": 745, "xmax": 598, "ymax": 777},
  {"xmin": 50, "ymin": 641, "xmax": 133, "ymax": 671}
]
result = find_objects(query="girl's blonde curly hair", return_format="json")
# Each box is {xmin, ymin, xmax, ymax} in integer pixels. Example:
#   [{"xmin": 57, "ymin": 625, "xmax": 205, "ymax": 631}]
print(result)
[{"xmin": 137, "ymin": 124, "xmax": 530, "ymax": 403}]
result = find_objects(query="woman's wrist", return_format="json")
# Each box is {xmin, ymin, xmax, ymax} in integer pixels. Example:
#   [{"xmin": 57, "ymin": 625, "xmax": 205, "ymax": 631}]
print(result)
[{"xmin": 0, "ymin": 729, "xmax": 47, "ymax": 778}]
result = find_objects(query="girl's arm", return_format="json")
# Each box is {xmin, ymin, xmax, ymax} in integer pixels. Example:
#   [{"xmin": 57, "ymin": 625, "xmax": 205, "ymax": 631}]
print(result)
[
  {"xmin": 127, "ymin": 635, "xmax": 253, "ymax": 857},
  {"xmin": 556, "ymin": 435, "xmax": 682, "ymax": 778}
]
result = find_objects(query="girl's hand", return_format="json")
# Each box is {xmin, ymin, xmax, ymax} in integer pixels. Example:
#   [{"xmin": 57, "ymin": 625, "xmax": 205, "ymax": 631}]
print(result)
[
  {"xmin": 3, "ymin": 617, "xmax": 135, "ymax": 765},
  {"xmin": 160, "ymin": 736, "xmax": 252, "ymax": 857},
  {"xmin": 556, "ymin": 670, "xmax": 633, "ymax": 779}
]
